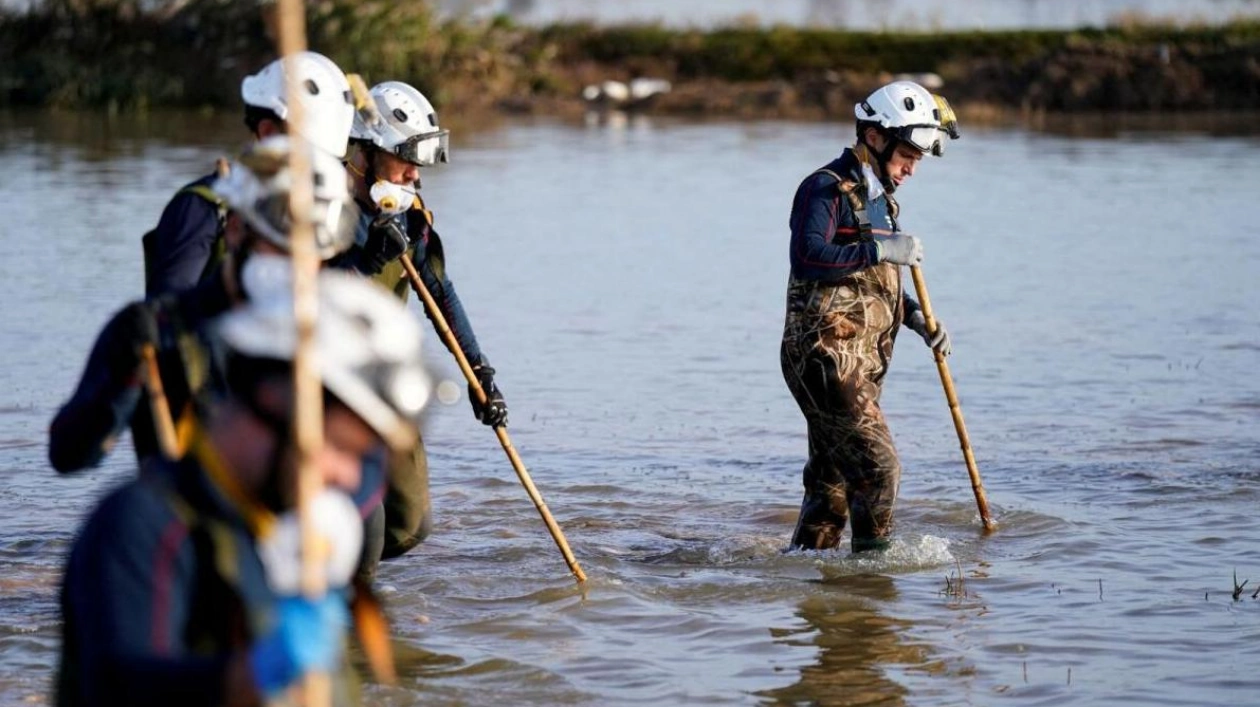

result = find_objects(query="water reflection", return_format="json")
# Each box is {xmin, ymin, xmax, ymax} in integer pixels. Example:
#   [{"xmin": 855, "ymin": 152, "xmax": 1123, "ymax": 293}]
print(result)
[
  {"xmin": 760, "ymin": 575, "xmax": 921, "ymax": 706},
  {"xmin": 0, "ymin": 110, "xmax": 243, "ymax": 157}
]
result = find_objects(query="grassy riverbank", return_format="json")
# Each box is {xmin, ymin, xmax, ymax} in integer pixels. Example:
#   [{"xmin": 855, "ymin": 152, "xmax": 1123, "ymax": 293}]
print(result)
[{"xmin": 2, "ymin": 1, "xmax": 1258, "ymax": 119}]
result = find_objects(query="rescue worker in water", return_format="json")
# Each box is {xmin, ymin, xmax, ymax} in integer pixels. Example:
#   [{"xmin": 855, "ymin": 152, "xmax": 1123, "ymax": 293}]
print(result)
[{"xmin": 781, "ymin": 80, "xmax": 960, "ymax": 553}]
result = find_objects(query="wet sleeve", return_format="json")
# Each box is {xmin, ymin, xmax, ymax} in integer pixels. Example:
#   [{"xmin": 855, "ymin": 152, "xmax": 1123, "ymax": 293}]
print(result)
[
  {"xmin": 146, "ymin": 191, "xmax": 221, "ymax": 297},
  {"xmin": 413, "ymin": 227, "xmax": 486, "ymax": 364},
  {"xmin": 63, "ymin": 485, "xmax": 229, "ymax": 706},
  {"xmin": 787, "ymin": 174, "xmax": 880, "ymax": 282},
  {"xmin": 902, "ymin": 294, "xmax": 922, "ymax": 324},
  {"xmin": 48, "ymin": 303, "xmax": 151, "ymax": 473}
]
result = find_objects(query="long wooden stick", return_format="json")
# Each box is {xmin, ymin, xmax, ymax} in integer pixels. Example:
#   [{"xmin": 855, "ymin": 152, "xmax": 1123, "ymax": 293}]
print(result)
[
  {"xmin": 909, "ymin": 266, "xmax": 995, "ymax": 531},
  {"xmin": 139, "ymin": 343, "xmax": 184, "ymax": 460},
  {"xmin": 399, "ymin": 254, "xmax": 587, "ymax": 583},
  {"xmin": 274, "ymin": 0, "xmax": 332, "ymax": 704}
]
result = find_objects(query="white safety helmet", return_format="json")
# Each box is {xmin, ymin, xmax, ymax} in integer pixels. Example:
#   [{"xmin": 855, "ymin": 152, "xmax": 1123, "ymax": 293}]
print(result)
[
  {"xmin": 211, "ymin": 135, "xmax": 359, "ymax": 261},
  {"xmin": 351, "ymin": 81, "xmax": 450, "ymax": 167},
  {"xmin": 855, "ymin": 80, "xmax": 960, "ymax": 157},
  {"xmin": 241, "ymin": 51, "xmax": 355, "ymax": 159},
  {"xmin": 215, "ymin": 268, "xmax": 432, "ymax": 451}
]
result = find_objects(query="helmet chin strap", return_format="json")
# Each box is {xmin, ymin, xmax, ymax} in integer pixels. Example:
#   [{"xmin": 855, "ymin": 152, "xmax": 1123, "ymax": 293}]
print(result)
[
  {"xmin": 857, "ymin": 131, "xmax": 900, "ymax": 195},
  {"xmin": 365, "ymin": 148, "xmax": 380, "ymax": 198},
  {"xmin": 344, "ymin": 143, "xmax": 380, "ymax": 209},
  {"xmin": 224, "ymin": 245, "xmax": 250, "ymax": 303}
]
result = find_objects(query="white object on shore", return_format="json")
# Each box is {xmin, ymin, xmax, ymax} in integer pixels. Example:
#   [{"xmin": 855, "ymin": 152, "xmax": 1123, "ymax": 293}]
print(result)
[{"xmin": 582, "ymin": 78, "xmax": 671, "ymax": 106}]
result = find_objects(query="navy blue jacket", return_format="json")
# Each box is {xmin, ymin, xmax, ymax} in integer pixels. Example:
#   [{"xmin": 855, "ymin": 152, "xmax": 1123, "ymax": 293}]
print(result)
[
  {"xmin": 788, "ymin": 149, "xmax": 921, "ymax": 319},
  {"xmin": 57, "ymin": 456, "xmax": 273, "ymax": 706},
  {"xmin": 143, "ymin": 174, "xmax": 223, "ymax": 298}
]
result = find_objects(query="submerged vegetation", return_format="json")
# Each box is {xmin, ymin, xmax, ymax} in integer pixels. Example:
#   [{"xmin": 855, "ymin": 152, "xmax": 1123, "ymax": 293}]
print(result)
[{"xmin": 2, "ymin": 0, "xmax": 1259, "ymax": 117}]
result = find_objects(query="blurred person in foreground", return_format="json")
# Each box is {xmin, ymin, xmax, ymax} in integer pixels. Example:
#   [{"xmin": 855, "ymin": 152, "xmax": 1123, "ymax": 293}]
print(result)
[
  {"xmin": 49, "ymin": 136, "xmax": 418, "ymax": 580},
  {"xmin": 57, "ymin": 268, "xmax": 432, "ymax": 707},
  {"xmin": 781, "ymin": 80, "xmax": 960, "ymax": 553}
]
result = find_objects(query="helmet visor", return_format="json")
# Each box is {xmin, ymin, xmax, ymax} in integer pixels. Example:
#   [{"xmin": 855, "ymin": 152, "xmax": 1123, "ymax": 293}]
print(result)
[
  {"xmin": 394, "ymin": 129, "xmax": 450, "ymax": 166},
  {"xmin": 895, "ymin": 124, "xmax": 947, "ymax": 157}
]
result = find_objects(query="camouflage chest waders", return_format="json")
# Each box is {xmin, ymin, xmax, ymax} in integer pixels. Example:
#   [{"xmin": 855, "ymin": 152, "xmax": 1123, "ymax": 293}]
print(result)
[{"xmin": 781, "ymin": 173, "xmax": 904, "ymax": 552}]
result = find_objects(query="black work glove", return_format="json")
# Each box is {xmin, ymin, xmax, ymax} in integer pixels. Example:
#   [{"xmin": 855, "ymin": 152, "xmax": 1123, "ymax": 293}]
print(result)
[
  {"xmin": 358, "ymin": 217, "xmax": 410, "ymax": 275},
  {"xmin": 469, "ymin": 359, "xmax": 508, "ymax": 427},
  {"xmin": 109, "ymin": 301, "xmax": 161, "ymax": 377}
]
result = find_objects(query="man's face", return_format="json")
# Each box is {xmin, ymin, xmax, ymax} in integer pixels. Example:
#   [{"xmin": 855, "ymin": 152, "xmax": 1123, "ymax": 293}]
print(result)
[
  {"xmin": 373, "ymin": 150, "xmax": 421, "ymax": 185},
  {"xmin": 865, "ymin": 129, "xmax": 927, "ymax": 188},
  {"xmin": 315, "ymin": 402, "xmax": 380, "ymax": 494},
  {"xmin": 245, "ymin": 380, "xmax": 382, "ymax": 508},
  {"xmin": 884, "ymin": 142, "xmax": 925, "ymax": 189}
]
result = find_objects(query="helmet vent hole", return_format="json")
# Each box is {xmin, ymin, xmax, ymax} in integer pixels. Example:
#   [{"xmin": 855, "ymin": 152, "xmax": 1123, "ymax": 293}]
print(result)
[
  {"xmin": 428, "ymin": 113, "xmax": 438, "ymax": 127},
  {"xmin": 903, "ymin": 97, "xmax": 915, "ymax": 111},
  {"xmin": 304, "ymin": 79, "xmax": 320, "ymax": 96},
  {"xmin": 392, "ymin": 108, "xmax": 409, "ymax": 123}
]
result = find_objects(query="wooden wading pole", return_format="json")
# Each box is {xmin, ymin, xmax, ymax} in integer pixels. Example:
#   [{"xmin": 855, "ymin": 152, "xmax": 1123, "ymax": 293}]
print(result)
[
  {"xmin": 909, "ymin": 265, "xmax": 995, "ymax": 531},
  {"xmin": 398, "ymin": 254, "xmax": 588, "ymax": 583},
  {"xmin": 139, "ymin": 343, "xmax": 185, "ymax": 460},
  {"xmin": 274, "ymin": 0, "xmax": 332, "ymax": 704}
]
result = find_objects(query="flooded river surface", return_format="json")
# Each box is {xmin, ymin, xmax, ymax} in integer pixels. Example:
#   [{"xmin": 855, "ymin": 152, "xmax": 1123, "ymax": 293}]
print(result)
[{"xmin": 1, "ymin": 109, "xmax": 1259, "ymax": 705}]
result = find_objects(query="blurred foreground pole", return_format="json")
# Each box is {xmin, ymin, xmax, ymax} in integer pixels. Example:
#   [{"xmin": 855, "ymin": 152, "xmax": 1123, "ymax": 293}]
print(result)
[{"xmin": 275, "ymin": 0, "xmax": 332, "ymax": 704}]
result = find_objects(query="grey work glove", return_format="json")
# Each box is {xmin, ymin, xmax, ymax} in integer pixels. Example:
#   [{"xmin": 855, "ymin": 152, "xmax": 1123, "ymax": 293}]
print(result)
[
  {"xmin": 906, "ymin": 310, "xmax": 952, "ymax": 356},
  {"xmin": 877, "ymin": 234, "xmax": 923, "ymax": 267}
]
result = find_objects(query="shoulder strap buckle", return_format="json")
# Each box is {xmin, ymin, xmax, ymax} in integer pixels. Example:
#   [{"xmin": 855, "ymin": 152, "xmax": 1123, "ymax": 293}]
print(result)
[{"xmin": 813, "ymin": 169, "xmax": 873, "ymax": 242}]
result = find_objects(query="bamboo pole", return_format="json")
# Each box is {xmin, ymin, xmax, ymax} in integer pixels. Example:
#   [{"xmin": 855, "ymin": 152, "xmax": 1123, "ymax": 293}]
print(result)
[
  {"xmin": 398, "ymin": 254, "xmax": 588, "ymax": 583},
  {"xmin": 139, "ymin": 343, "xmax": 184, "ymax": 460},
  {"xmin": 273, "ymin": 0, "xmax": 331, "ymax": 704},
  {"xmin": 909, "ymin": 266, "xmax": 995, "ymax": 531}
]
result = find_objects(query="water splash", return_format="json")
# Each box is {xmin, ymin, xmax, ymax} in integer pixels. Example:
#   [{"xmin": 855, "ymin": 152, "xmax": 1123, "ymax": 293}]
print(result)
[{"xmin": 804, "ymin": 535, "xmax": 956, "ymax": 580}]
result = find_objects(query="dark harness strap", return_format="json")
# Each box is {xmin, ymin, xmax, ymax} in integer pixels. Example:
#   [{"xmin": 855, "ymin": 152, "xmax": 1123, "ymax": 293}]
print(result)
[
  {"xmin": 181, "ymin": 184, "xmax": 229, "ymax": 284},
  {"xmin": 141, "ymin": 180, "xmax": 229, "ymax": 293},
  {"xmin": 152, "ymin": 472, "xmax": 252, "ymax": 653},
  {"xmin": 813, "ymin": 168, "xmax": 873, "ymax": 243}
]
